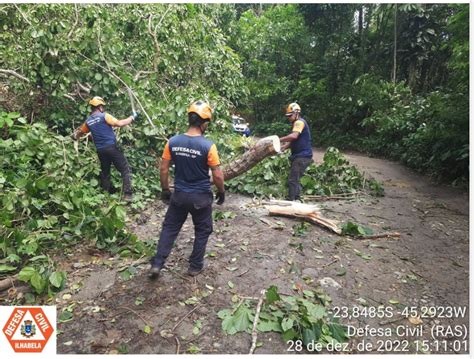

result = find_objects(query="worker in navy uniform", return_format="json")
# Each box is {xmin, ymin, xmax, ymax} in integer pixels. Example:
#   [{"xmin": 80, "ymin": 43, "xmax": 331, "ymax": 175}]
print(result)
[
  {"xmin": 279, "ymin": 103, "xmax": 313, "ymax": 201},
  {"xmin": 72, "ymin": 96, "xmax": 138, "ymax": 201},
  {"xmin": 149, "ymin": 100, "xmax": 225, "ymax": 279}
]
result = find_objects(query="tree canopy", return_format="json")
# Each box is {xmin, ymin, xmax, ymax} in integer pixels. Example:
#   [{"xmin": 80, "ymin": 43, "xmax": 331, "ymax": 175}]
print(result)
[{"xmin": 230, "ymin": 4, "xmax": 468, "ymax": 183}]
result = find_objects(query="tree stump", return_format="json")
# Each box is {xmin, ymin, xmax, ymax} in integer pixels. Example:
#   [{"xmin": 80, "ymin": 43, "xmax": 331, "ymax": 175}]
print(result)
[{"xmin": 222, "ymin": 136, "xmax": 281, "ymax": 181}]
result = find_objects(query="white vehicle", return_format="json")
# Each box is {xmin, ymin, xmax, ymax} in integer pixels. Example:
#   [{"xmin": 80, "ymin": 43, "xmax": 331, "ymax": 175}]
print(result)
[{"xmin": 232, "ymin": 115, "xmax": 251, "ymax": 136}]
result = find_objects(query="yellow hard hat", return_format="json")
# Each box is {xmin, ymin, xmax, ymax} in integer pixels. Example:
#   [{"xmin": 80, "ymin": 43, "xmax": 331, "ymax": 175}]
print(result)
[
  {"xmin": 89, "ymin": 96, "xmax": 106, "ymax": 107},
  {"xmin": 286, "ymin": 102, "xmax": 301, "ymax": 115},
  {"xmin": 187, "ymin": 100, "xmax": 213, "ymax": 121}
]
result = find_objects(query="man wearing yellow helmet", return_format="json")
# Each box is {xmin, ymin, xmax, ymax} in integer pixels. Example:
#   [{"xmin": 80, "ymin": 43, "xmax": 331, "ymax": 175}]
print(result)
[
  {"xmin": 279, "ymin": 102, "xmax": 313, "ymax": 201},
  {"xmin": 72, "ymin": 96, "xmax": 138, "ymax": 202},
  {"xmin": 149, "ymin": 100, "xmax": 225, "ymax": 279}
]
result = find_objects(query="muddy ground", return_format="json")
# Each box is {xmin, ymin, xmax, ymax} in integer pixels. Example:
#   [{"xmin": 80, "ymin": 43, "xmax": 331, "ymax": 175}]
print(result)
[{"xmin": 52, "ymin": 149, "xmax": 468, "ymax": 354}]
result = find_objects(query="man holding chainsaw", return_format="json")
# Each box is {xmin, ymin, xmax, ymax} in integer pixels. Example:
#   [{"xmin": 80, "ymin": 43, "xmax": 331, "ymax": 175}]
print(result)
[
  {"xmin": 149, "ymin": 100, "xmax": 225, "ymax": 279},
  {"xmin": 279, "ymin": 102, "xmax": 313, "ymax": 201},
  {"xmin": 72, "ymin": 96, "xmax": 138, "ymax": 202}
]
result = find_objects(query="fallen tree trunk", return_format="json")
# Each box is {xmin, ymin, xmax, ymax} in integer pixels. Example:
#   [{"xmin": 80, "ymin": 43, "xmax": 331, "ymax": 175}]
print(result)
[
  {"xmin": 222, "ymin": 136, "xmax": 280, "ymax": 181},
  {"xmin": 265, "ymin": 200, "xmax": 342, "ymax": 234}
]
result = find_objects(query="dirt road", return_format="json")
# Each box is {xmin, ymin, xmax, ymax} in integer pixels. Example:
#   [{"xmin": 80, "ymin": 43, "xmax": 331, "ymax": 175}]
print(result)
[{"xmin": 56, "ymin": 149, "xmax": 469, "ymax": 354}]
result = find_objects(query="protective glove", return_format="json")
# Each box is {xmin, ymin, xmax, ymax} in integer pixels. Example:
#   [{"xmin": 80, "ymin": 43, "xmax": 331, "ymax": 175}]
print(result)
[
  {"xmin": 161, "ymin": 189, "xmax": 172, "ymax": 202},
  {"xmin": 131, "ymin": 111, "xmax": 140, "ymax": 121},
  {"xmin": 215, "ymin": 191, "xmax": 225, "ymax": 205}
]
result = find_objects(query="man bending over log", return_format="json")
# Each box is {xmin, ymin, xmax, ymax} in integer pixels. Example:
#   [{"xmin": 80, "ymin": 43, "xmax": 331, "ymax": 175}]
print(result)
[
  {"xmin": 149, "ymin": 101, "xmax": 225, "ymax": 279},
  {"xmin": 279, "ymin": 103, "xmax": 313, "ymax": 201}
]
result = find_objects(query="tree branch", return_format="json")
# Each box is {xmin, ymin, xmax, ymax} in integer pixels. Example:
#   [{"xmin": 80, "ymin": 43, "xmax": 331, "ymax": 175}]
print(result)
[
  {"xmin": 0, "ymin": 69, "xmax": 30, "ymax": 83},
  {"xmin": 14, "ymin": 4, "xmax": 31, "ymax": 25},
  {"xmin": 76, "ymin": 81, "xmax": 91, "ymax": 94},
  {"xmin": 147, "ymin": 6, "xmax": 173, "ymax": 71},
  {"xmin": 67, "ymin": 4, "xmax": 79, "ymax": 39},
  {"xmin": 76, "ymin": 52, "xmax": 156, "ymax": 129},
  {"xmin": 171, "ymin": 304, "xmax": 203, "ymax": 332},
  {"xmin": 63, "ymin": 93, "xmax": 76, "ymax": 101},
  {"xmin": 249, "ymin": 289, "xmax": 266, "ymax": 354}
]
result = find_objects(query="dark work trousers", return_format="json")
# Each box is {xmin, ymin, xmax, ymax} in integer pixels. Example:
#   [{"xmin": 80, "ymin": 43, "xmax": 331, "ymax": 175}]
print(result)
[
  {"xmin": 151, "ymin": 191, "xmax": 213, "ymax": 271},
  {"xmin": 288, "ymin": 156, "xmax": 313, "ymax": 200},
  {"xmin": 96, "ymin": 144, "xmax": 132, "ymax": 195}
]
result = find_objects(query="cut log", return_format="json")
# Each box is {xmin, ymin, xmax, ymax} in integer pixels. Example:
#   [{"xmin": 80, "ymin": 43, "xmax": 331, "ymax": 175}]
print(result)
[
  {"xmin": 222, "ymin": 136, "xmax": 281, "ymax": 181},
  {"xmin": 265, "ymin": 201, "xmax": 342, "ymax": 234}
]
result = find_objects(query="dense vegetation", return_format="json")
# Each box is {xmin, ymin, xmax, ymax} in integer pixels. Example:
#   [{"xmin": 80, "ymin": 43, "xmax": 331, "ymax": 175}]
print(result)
[
  {"xmin": 0, "ymin": 3, "xmax": 467, "ymax": 300},
  {"xmin": 234, "ymin": 4, "xmax": 468, "ymax": 184}
]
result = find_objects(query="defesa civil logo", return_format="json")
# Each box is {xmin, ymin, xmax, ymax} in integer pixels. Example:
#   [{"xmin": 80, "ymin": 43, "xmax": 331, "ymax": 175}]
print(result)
[{"xmin": 1, "ymin": 306, "xmax": 56, "ymax": 354}]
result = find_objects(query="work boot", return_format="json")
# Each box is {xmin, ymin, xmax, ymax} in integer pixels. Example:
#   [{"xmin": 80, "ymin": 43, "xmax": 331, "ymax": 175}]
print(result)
[
  {"xmin": 148, "ymin": 266, "xmax": 161, "ymax": 280},
  {"xmin": 187, "ymin": 268, "xmax": 203, "ymax": 277}
]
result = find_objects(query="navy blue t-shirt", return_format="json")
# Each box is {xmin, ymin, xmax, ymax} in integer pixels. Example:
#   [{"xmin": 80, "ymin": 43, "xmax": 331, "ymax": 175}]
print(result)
[
  {"xmin": 290, "ymin": 117, "xmax": 313, "ymax": 161},
  {"xmin": 164, "ymin": 134, "xmax": 220, "ymax": 193},
  {"xmin": 84, "ymin": 112, "xmax": 117, "ymax": 150}
]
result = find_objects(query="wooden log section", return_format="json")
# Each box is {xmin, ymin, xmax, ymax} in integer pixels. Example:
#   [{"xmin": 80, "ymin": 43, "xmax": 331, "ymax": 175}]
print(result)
[
  {"xmin": 265, "ymin": 200, "xmax": 342, "ymax": 235},
  {"xmin": 265, "ymin": 200, "xmax": 401, "ymax": 238},
  {"xmin": 222, "ymin": 136, "xmax": 281, "ymax": 181}
]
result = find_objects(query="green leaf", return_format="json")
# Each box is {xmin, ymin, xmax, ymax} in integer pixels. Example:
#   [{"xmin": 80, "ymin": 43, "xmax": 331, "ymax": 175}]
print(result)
[
  {"xmin": 301, "ymin": 300, "xmax": 326, "ymax": 321},
  {"xmin": 282, "ymin": 328, "xmax": 298, "ymax": 341},
  {"xmin": 302, "ymin": 327, "xmax": 318, "ymax": 346},
  {"xmin": 257, "ymin": 320, "xmax": 282, "ymax": 332},
  {"xmin": 266, "ymin": 285, "xmax": 281, "ymax": 304},
  {"xmin": 6, "ymin": 254, "xmax": 21, "ymax": 264},
  {"xmin": 35, "ymin": 178, "xmax": 49, "ymax": 190},
  {"xmin": 336, "ymin": 267, "xmax": 347, "ymax": 276},
  {"xmin": 58, "ymin": 311, "xmax": 73, "ymax": 323},
  {"xmin": 187, "ymin": 344, "xmax": 200, "ymax": 353},
  {"xmin": 120, "ymin": 270, "xmax": 132, "ymax": 281},
  {"xmin": 95, "ymin": 73, "xmax": 103, "ymax": 81},
  {"xmin": 227, "ymin": 281, "xmax": 234, "ymax": 289},
  {"xmin": 18, "ymin": 267, "xmax": 36, "ymax": 282},
  {"xmin": 184, "ymin": 296, "xmax": 200, "ymax": 305},
  {"xmin": 7, "ymin": 112, "xmax": 20, "ymax": 119},
  {"xmin": 221, "ymin": 304, "xmax": 252, "ymax": 335},
  {"xmin": 217, "ymin": 309, "xmax": 231, "ymax": 320},
  {"xmin": 281, "ymin": 317, "xmax": 294, "ymax": 332},
  {"xmin": 143, "ymin": 325, "xmax": 152, "ymax": 334},
  {"xmin": 115, "ymin": 205, "xmax": 126, "ymax": 219},
  {"xmin": 0, "ymin": 265, "xmax": 17, "ymax": 273},
  {"xmin": 328, "ymin": 323, "xmax": 348, "ymax": 342},
  {"xmin": 30, "ymin": 271, "xmax": 46, "ymax": 293},
  {"xmin": 135, "ymin": 296, "xmax": 144, "ymax": 306},
  {"xmin": 49, "ymin": 271, "xmax": 65, "ymax": 288},
  {"xmin": 192, "ymin": 320, "xmax": 202, "ymax": 335}
]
